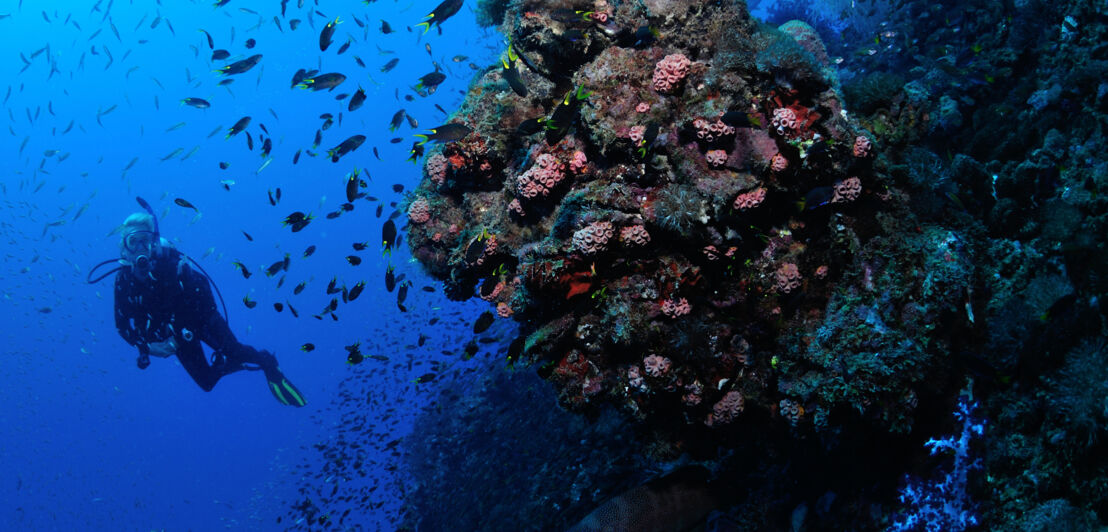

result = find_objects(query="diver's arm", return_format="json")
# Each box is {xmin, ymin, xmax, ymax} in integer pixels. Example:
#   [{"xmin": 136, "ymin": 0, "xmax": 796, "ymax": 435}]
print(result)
[{"xmin": 113, "ymin": 276, "xmax": 150, "ymax": 357}]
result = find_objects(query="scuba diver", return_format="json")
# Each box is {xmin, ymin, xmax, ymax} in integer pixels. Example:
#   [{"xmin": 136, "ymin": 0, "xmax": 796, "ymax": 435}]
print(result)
[{"xmin": 88, "ymin": 197, "xmax": 306, "ymax": 407}]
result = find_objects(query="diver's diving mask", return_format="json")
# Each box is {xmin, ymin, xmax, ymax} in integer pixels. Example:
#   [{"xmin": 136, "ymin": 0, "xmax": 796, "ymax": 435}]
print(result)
[{"xmin": 122, "ymin": 230, "xmax": 159, "ymax": 272}]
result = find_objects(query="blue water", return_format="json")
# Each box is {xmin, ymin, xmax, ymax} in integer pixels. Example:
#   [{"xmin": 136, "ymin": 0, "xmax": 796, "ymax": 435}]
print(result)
[{"xmin": 1, "ymin": 1, "xmax": 500, "ymax": 529}]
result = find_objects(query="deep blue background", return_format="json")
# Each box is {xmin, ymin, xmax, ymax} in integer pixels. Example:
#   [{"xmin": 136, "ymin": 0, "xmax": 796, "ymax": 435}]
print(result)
[{"xmin": 1, "ymin": 0, "xmax": 500, "ymax": 529}]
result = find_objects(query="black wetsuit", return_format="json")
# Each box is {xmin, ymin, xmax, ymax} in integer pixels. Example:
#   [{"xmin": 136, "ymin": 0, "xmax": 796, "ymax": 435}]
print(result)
[{"xmin": 114, "ymin": 247, "xmax": 273, "ymax": 391}]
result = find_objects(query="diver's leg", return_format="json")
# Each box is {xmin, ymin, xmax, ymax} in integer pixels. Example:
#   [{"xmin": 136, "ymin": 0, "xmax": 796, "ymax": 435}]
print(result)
[
  {"xmin": 200, "ymin": 310, "xmax": 304, "ymax": 406},
  {"xmin": 175, "ymin": 339, "xmax": 222, "ymax": 391},
  {"xmin": 200, "ymin": 310, "xmax": 275, "ymax": 369}
]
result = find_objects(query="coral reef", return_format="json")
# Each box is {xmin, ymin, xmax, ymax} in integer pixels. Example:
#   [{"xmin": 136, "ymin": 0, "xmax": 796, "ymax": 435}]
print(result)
[
  {"xmin": 405, "ymin": 0, "xmax": 1108, "ymax": 528},
  {"xmin": 407, "ymin": 0, "xmax": 971, "ymax": 450}
]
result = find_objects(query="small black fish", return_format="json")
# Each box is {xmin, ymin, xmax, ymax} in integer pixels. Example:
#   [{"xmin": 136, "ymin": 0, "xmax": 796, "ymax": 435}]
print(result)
[
  {"xmin": 502, "ymin": 61, "xmax": 527, "ymax": 97},
  {"xmin": 392, "ymin": 184, "xmax": 404, "ymax": 193},
  {"xmin": 211, "ymin": 49, "xmax": 230, "ymax": 60},
  {"xmin": 283, "ymin": 211, "xmax": 313, "ymax": 232},
  {"xmin": 348, "ymin": 281, "xmax": 365, "ymax": 301},
  {"xmin": 294, "ymin": 281, "xmax": 307, "ymax": 295},
  {"xmin": 174, "ymin": 198, "xmax": 199, "ymax": 211},
  {"xmin": 219, "ymin": 161, "xmax": 230, "ymax": 169},
  {"xmin": 198, "ymin": 28, "xmax": 215, "ymax": 49},
  {"xmin": 298, "ymin": 72, "xmax": 346, "ymax": 91},
  {"xmin": 328, "ymin": 135, "xmax": 366, "ymax": 163},
  {"xmin": 415, "ymin": 122, "xmax": 471, "ymax": 145},
  {"xmin": 506, "ymin": 336, "xmax": 525, "ymax": 365},
  {"xmin": 413, "ymin": 372, "xmax": 436, "ymax": 384},
  {"xmin": 232, "ymin": 261, "xmax": 252, "ymax": 278},
  {"xmin": 797, "ymin": 186, "xmax": 835, "ymax": 211},
  {"xmin": 245, "ymin": 38, "xmax": 256, "ymax": 49},
  {"xmin": 463, "ymin": 340, "xmax": 478, "ymax": 360},
  {"xmin": 243, "ymin": 295, "xmax": 257, "ymax": 308},
  {"xmin": 216, "ymin": 54, "xmax": 262, "ymax": 75},
  {"xmin": 472, "ymin": 310, "xmax": 494, "ymax": 330},
  {"xmin": 346, "ymin": 255, "xmax": 362, "ymax": 266},
  {"xmin": 242, "ymin": 230, "xmax": 253, "ymax": 241},
  {"xmin": 421, "ymin": 285, "xmax": 436, "ymax": 293},
  {"xmin": 388, "ymin": 109, "xmax": 406, "ymax": 131},
  {"xmin": 382, "ymin": 219, "xmax": 397, "ymax": 253},
  {"xmin": 345, "ymin": 342, "xmax": 364, "ymax": 364},
  {"xmin": 720, "ymin": 110, "xmax": 760, "ymax": 129},
  {"xmin": 381, "ymin": 57, "xmax": 399, "ymax": 73},
  {"xmin": 303, "ymin": 245, "xmax": 316, "ymax": 258},
  {"xmin": 293, "ymin": 149, "xmax": 302, "ymax": 164},
  {"xmin": 546, "ymin": 85, "xmax": 590, "ymax": 145},
  {"xmin": 348, "ymin": 87, "xmax": 366, "ymax": 111},
  {"xmin": 396, "ymin": 282, "xmax": 409, "ymax": 311},
  {"xmin": 517, "ymin": 117, "xmax": 544, "ymax": 136},
  {"xmin": 300, "ymin": 343, "xmax": 315, "ymax": 352},
  {"xmin": 226, "ymin": 116, "xmax": 251, "ymax": 139},
  {"xmin": 274, "ymin": 302, "xmax": 284, "ymax": 312},
  {"xmin": 465, "ymin": 236, "xmax": 487, "ymax": 264},
  {"xmin": 631, "ymin": 25, "xmax": 658, "ymax": 48},
  {"xmin": 265, "ymin": 255, "xmax": 289, "ymax": 277},
  {"xmin": 385, "ymin": 265, "xmax": 396, "ymax": 292},
  {"xmin": 415, "ymin": 70, "xmax": 446, "ymax": 94},
  {"xmin": 346, "ymin": 171, "xmax": 362, "ymax": 202},
  {"xmin": 337, "ymin": 40, "xmax": 351, "ymax": 55},
  {"xmin": 320, "ymin": 17, "xmax": 340, "ymax": 51},
  {"xmin": 380, "ymin": 20, "xmax": 393, "ymax": 34},
  {"xmin": 290, "ymin": 68, "xmax": 315, "ymax": 88},
  {"xmin": 407, "ymin": 141, "xmax": 424, "ymax": 163},
  {"xmin": 416, "ymin": 0, "xmax": 463, "ymax": 34}
]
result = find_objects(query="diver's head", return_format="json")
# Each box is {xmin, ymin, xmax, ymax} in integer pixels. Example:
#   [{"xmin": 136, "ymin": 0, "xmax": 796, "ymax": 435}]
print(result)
[{"xmin": 119, "ymin": 212, "xmax": 160, "ymax": 275}]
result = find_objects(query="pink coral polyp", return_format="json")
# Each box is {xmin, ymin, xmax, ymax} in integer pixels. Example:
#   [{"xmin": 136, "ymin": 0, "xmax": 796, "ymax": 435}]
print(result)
[
  {"xmin": 706, "ymin": 149, "xmax": 728, "ymax": 167},
  {"xmin": 733, "ymin": 187, "xmax": 767, "ymax": 210},
  {"xmin": 853, "ymin": 135, "xmax": 872, "ymax": 158},
  {"xmin": 775, "ymin": 263, "xmax": 802, "ymax": 293},
  {"xmin": 572, "ymin": 221, "xmax": 614, "ymax": 254},
  {"xmin": 619, "ymin": 225, "xmax": 651, "ymax": 246},
  {"xmin": 643, "ymin": 354, "xmax": 672, "ymax": 377},
  {"xmin": 832, "ymin": 177, "xmax": 862, "ymax": 203},
  {"xmin": 652, "ymin": 53, "xmax": 691, "ymax": 93},
  {"xmin": 660, "ymin": 297, "xmax": 691, "ymax": 318},
  {"xmin": 709, "ymin": 390, "xmax": 744, "ymax": 426},
  {"xmin": 516, "ymin": 153, "xmax": 566, "ymax": 199},
  {"xmin": 408, "ymin": 198, "xmax": 431, "ymax": 224}
]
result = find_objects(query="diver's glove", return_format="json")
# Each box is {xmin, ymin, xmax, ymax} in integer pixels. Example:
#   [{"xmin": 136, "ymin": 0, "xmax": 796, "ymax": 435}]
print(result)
[
  {"xmin": 137, "ymin": 353, "xmax": 151, "ymax": 369},
  {"xmin": 147, "ymin": 338, "xmax": 178, "ymax": 358}
]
